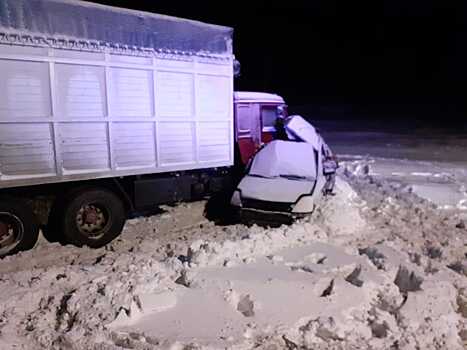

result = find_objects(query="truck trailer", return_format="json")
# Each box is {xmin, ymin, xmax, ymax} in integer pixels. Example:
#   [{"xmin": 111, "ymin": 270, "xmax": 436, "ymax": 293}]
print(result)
[{"xmin": 0, "ymin": 0, "xmax": 287, "ymax": 256}]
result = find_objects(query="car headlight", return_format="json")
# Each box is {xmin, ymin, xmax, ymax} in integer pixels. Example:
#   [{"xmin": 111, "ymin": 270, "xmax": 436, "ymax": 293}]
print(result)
[
  {"xmin": 292, "ymin": 195, "xmax": 315, "ymax": 213},
  {"xmin": 230, "ymin": 190, "xmax": 242, "ymax": 207}
]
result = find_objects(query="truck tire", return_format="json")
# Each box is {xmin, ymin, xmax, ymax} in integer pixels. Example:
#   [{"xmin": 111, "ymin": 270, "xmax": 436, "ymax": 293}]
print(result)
[
  {"xmin": 0, "ymin": 197, "xmax": 39, "ymax": 257},
  {"xmin": 60, "ymin": 188, "xmax": 126, "ymax": 248},
  {"xmin": 41, "ymin": 197, "xmax": 65, "ymax": 244}
]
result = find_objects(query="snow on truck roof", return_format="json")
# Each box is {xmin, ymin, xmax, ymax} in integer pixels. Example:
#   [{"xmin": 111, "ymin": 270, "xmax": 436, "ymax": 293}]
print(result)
[
  {"xmin": 0, "ymin": 0, "xmax": 233, "ymax": 57},
  {"xmin": 234, "ymin": 91, "xmax": 285, "ymax": 104}
]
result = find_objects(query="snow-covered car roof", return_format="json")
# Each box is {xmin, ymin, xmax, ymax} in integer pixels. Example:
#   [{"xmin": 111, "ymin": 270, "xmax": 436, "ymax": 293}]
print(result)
[
  {"xmin": 234, "ymin": 91, "xmax": 285, "ymax": 104},
  {"xmin": 249, "ymin": 140, "xmax": 318, "ymax": 180},
  {"xmin": 0, "ymin": 0, "xmax": 233, "ymax": 56}
]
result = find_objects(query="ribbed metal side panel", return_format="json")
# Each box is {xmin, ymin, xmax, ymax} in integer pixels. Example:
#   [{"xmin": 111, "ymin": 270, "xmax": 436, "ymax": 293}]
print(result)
[
  {"xmin": 0, "ymin": 60, "xmax": 51, "ymax": 118},
  {"xmin": 112, "ymin": 122, "xmax": 156, "ymax": 168},
  {"xmin": 155, "ymin": 58, "xmax": 193, "ymax": 70},
  {"xmin": 0, "ymin": 45, "xmax": 48, "ymax": 57},
  {"xmin": 109, "ymin": 55, "xmax": 152, "ymax": 65},
  {"xmin": 58, "ymin": 123, "xmax": 110, "ymax": 172},
  {"xmin": 198, "ymin": 75, "xmax": 231, "ymax": 118},
  {"xmin": 198, "ymin": 122, "xmax": 230, "ymax": 162},
  {"xmin": 155, "ymin": 71, "xmax": 194, "ymax": 118},
  {"xmin": 55, "ymin": 64, "xmax": 106, "ymax": 118},
  {"xmin": 0, "ymin": 123, "xmax": 55, "ymax": 176},
  {"xmin": 0, "ymin": 42, "xmax": 233, "ymax": 188},
  {"xmin": 158, "ymin": 122, "xmax": 195, "ymax": 165},
  {"xmin": 110, "ymin": 68, "xmax": 154, "ymax": 117},
  {"xmin": 54, "ymin": 50, "xmax": 105, "ymax": 61}
]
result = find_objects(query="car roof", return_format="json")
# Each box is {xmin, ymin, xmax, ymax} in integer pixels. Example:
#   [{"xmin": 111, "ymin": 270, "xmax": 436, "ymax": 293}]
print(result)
[{"xmin": 234, "ymin": 91, "xmax": 285, "ymax": 104}]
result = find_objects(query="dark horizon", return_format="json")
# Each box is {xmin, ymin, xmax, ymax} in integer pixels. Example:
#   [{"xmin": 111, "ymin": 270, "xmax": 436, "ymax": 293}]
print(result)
[{"xmin": 93, "ymin": 0, "xmax": 466, "ymax": 126}]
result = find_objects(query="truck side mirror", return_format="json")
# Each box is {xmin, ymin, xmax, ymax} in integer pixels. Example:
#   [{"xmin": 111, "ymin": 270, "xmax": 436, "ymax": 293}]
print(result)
[{"xmin": 234, "ymin": 59, "xmax": 241, "ymax": 77}]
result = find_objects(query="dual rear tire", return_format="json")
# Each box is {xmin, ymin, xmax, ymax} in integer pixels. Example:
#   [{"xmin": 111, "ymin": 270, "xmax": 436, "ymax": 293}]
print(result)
[
  {"xmin": 1, "ymin": 187, "xmax": 126, "ymax": 257},
  {"xmin": 46, "ymin": 188, "xmax": 126, "ymax": 248},
  {"xmin": 0, "ymin": 197, "xmax": 39, "ymax": 257}
]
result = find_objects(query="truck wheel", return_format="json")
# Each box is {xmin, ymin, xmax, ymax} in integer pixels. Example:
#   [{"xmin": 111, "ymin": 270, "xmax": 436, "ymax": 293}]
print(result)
[
  {"xmin": 0, "ymin": 197, "xmax": 39, "ymax": 257},
  {"xmin": 61, "ymin": 188, "xmax": 126, "ymax": 248}
]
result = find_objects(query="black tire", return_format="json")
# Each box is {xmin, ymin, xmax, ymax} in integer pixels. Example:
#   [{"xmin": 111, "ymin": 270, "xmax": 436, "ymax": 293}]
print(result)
[
  {"xmin": 41, "ymin": 196, "xmax": 66, "ymax": 243},
  {"xmin": 60, "ymin": 188, "xmax": 126, "ymax": 248},
  {"xmin": 0, "ymin": 197, "xmax": 39, "ymax": 257},
  {"xmin": 204, "ymin": 189, "xmax": 240, "ymax": 225}
]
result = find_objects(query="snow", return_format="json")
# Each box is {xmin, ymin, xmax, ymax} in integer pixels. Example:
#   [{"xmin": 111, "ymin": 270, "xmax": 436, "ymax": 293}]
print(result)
[
  {"xmin": 248, "ymin": 140, "xmax": 318, "ymax": 180},
  {"xmin": 236, "ymin": 140, "xmax": 320, "ymax": 203},
  {"xmin": 236, "ymin": 175, "xmax": 315, "ymax": 203},
  {"xmin": 234, "ymin": 92, "xmax": 285, "ymax": 104},
  {"xmin": 342, "ymin": 156, "xmax": 467, "ymax": 210},
  {"xmin": 115, "ymin": 243, "xmax": 383, "ymax": 347},
  {"xmin": 314, "ymin": 177, "xmax": 367, "ymax": 238},
  {"xmin": 0, "ymin": 128, "xmax": 466, "ymax": 348}
]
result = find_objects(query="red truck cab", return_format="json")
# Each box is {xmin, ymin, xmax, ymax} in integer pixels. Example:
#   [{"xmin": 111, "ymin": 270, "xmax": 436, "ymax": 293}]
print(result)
[{"xmin": 234, "ymin": 92, "xmax": 287, "ymax": 164}]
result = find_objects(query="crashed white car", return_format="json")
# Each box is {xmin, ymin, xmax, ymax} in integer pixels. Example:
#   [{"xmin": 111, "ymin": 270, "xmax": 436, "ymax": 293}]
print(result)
[{"xmin": 231, "ymin": 116, "xmax": 336, "ymax": 225}]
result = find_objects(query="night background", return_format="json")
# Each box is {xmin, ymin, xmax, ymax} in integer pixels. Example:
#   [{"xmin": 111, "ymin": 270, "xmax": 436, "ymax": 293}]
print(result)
[{"xmin": 95, "ymin": 0, "xmax": 466, "ymax": 129}]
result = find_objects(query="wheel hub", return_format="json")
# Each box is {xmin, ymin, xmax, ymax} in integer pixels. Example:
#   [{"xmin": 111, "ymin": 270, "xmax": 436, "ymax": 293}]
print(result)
[
  {"xmin": 76, "ymin": 205, "xmax": 107, "ymax": 237},
  {"xmin": 83, "ymin": 207, "xmax": 99, "ymax": 225}
]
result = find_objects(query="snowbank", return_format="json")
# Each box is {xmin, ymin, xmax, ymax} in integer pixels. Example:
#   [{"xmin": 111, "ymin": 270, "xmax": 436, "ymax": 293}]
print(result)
[
  {"xmin": 0, "ymin": 173, "xmax": 466, "ymax": 349},
  {"xmin": 314, "ymin": 177, "xmax": 367, "ymax": 238}
]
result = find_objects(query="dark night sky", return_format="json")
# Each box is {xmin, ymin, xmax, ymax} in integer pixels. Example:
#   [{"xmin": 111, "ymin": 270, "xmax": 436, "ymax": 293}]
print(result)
[{"xmin": 93, "ymin": 0, "xmax": 466, "ymax": 125}]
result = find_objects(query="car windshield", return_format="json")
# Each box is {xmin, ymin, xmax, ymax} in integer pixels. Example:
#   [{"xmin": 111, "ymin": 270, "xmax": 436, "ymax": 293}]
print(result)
[{"xmin": 248, "ymin": 140, "xmax": 318, "ymax": 181}]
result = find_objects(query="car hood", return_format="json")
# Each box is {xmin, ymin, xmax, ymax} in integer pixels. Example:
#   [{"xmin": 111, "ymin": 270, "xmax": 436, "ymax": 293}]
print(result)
[
  {"xmin": 248, "ymin": 140, "xmax": 318, "ymax": 180},
  {"xmin": 284, "ymin": 115, "xmax": 325, "ymax": 149},
  {"xmin": 237, "ymin": 175, "xmax": 315, "ymax": 204}
]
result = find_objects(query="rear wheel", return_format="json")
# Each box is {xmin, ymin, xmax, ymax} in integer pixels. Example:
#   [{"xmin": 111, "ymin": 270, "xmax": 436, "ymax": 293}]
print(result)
[
  {"xmin": 60, "ymin": 188, "xmax": 126, "ymax": 248},
  {"xmin": 0, "ymin": 197, "xmax": 39, "ymax": 257}
]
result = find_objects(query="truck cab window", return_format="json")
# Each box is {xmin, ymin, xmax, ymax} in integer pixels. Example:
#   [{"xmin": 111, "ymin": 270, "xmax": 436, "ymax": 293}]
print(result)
[
  {"xmin": 238, "ymin": 114, "xmax": 251, "ymax": 132},
  {"xmin": 261, "ymin": 106, "xmax": 279, "ymax": 130},
  {"xmin": 237, "ymin": 105, "xmax": 253, "ymax": 136}
]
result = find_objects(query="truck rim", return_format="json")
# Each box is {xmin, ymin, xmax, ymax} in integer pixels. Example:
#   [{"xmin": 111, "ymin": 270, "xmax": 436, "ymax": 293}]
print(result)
[
  {"xmin": 0, "ymin": 212, "xmax": 24, "ymax": 255},
  {"xmin": 75, "ymin": 204, "xmax": 110, "ymax": 240}
]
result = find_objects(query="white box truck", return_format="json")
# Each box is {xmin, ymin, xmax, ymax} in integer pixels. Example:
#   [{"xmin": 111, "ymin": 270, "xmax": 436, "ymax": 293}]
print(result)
[{"xmin": 0, "ymin": 0, "xmax": 288, "ymax": 256}]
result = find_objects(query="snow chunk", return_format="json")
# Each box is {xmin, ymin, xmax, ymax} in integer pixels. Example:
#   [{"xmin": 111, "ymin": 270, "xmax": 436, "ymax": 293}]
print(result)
[{"xmin": 315, "ymin": 177, "xmax": 367, "ymax": 237}]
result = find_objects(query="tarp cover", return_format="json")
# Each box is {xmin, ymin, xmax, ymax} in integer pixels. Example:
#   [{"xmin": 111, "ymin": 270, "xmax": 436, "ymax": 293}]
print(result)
[
  {"xmin": 0, "ymin": 0, "xmax": 233, "ymax": 54},
  {"xmin": 249, "ymin": 140, "xmax": 318, "ymax": 180}
]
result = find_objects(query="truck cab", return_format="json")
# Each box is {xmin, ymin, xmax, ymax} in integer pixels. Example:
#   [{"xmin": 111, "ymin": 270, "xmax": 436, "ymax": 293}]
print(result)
[{"xmin": 234, "ymin": 92, "xmax": 287, "ymax": 164}]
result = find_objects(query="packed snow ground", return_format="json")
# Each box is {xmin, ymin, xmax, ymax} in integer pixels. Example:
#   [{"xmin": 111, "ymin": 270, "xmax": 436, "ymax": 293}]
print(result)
[
  {"xmin": 322, "ymin": 129, "xmax": 467, "ymax": 211},
  {"xmin": 0, "ymin": 163, "xmax": 466, "ymax": 349},
  {"xmin": 341, "ymin": 155, "xmax": 467, "ymax": 211}
]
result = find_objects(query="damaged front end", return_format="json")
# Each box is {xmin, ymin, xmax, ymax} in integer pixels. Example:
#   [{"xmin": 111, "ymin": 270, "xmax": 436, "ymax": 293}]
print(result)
[
  {"xmin": 231, "ymin": 139, "xmax": 327, "ymax": 226},
  {"xmin": 231, "ymin": 115, "xmax": 335, "ymax": 227},
  {"xmin": 234, "ymin": 193, "xmax": 319, "ymax": 227}
]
